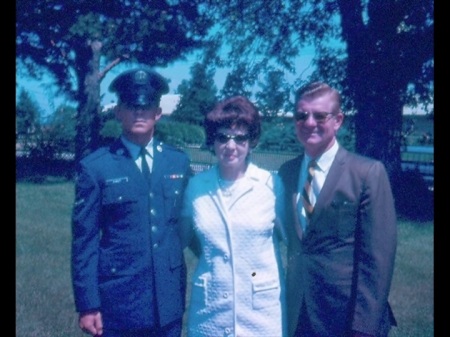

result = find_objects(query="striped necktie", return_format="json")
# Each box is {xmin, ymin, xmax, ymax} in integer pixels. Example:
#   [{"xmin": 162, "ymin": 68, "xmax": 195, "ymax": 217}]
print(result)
[{"xmin": 301, "ymin": 159, "xmax": 317, "ymax": 220}]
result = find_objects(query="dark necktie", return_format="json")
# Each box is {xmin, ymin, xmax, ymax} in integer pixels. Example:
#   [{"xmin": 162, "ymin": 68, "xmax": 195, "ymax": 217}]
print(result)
[
  {"xmin": 301, "ymin": 159, "xmax": 317, "ymax": 220},
  {"xmin": 140, "ymin": 147, "xmax": 151, "ymax": 187}
]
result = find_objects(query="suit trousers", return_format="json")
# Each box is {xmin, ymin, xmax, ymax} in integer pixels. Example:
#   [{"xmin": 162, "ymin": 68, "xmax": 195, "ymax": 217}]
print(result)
[{"xmin": 294, "ymin": 299, "xmax": 315, "ymax": 337}]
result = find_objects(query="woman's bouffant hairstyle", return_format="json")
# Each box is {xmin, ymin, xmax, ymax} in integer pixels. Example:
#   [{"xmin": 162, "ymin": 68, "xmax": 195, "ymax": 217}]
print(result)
[{"xmin": 204, "ymin": 96, "xmax": 261, "ymax": 148}]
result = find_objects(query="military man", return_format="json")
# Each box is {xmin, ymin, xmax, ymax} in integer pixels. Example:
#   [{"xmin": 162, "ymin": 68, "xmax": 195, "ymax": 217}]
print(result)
[{"xmin": 71, "ymin": 67, "xmax": 192, "ymax": 337}]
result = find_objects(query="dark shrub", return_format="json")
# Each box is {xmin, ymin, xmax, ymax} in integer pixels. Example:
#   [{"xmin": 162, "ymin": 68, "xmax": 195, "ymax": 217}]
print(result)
[{"xmin": 392, "ymin": 170, "xmax": 434, "ymax": 222}]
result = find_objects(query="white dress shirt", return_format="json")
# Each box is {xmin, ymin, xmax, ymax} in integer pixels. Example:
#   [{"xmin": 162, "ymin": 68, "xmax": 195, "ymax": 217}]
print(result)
[{"xmin": 297, "ymin": 141, "xmax": 339, "ymax": 231}]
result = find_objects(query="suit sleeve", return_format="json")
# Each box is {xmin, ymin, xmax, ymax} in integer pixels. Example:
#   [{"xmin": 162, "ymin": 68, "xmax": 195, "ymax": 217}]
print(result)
[
  {"xmin": 71, "ymin": 162, "xmax": 102, "ymax": 313},
  {"xmin": 352, "ymin": 161, "xmax": 397, "ymax": 334}
]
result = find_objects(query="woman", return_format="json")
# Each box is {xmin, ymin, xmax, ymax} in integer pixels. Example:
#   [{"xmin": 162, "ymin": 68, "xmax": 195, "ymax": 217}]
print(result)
[{"xmin": 180, "ymin": 96, "xmax": 287, "ymax": 337}]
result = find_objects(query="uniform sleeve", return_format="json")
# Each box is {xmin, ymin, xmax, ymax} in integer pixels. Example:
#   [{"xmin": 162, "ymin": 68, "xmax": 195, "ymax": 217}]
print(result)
[
  {"xmin": 71, "ymin": 162, "xmax": 102, "ymax": 313},
  {"xmin": 179, "ymin": 177, "xmax": 195, "ymax": 244}
]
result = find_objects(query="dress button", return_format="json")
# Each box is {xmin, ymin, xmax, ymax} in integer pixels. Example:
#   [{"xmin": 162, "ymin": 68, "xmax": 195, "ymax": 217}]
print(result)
[
  {"xmin": 153, "ymin": 243, "xmax": 158, "ymax": 249},
  {"xmin": 111, "ymin": 267, "xmax": 116, "ymax": 273},
  {"xmin": 150, "ymin": 209, "xmax": 156, "ymax": 215},
  {"xmin": 223, "ymin": 292, "xmax": 228, "ymax": 298},
  {"xmin": 149, "ymin": 192, "xmax": 154, "ymax": 198},
  {"xmin": 225, "ymin": 327, "xmax": 231, "ymax": 334},
  {"xmin": 151, "ymin": 226, "xmax": 157, "ymax": 233},
  {"xmin": 223, "ymin": 254, "xmax": 229, "ymax": 261}
]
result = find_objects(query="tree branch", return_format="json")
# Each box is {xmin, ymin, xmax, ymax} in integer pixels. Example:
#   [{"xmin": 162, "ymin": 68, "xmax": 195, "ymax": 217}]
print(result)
[
  {"xmin": 51, "ymin": 40, "xmax": 67, "ymax": 58},
  {"xmin": 98, "ymin": 54, "xmax": 130, "ymax": 81}
]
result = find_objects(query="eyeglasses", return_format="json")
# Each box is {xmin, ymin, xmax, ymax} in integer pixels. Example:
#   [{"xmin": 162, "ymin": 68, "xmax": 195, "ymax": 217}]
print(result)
[
  {"xmin": 215, "ymin": 133, "xmax": 250, "ymax": 145},
  {"xmin": 294, "ymin": 111, "xmax": 334, "ymax": 123}
]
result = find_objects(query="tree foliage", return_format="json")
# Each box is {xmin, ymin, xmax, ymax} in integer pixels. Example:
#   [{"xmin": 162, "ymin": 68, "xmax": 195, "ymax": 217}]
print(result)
[
  {"xmin": 16, "ymin": 0, "xmax": 214, "ymax": 160},
  {"xmin": 257, "ymin": 119, "xmax": 299, "ymax": 152},
  {"xmin": 16, "ymin": 89, "xmax": 42, "ymax": 148},
  {"xmin": 220, "ymin": 63, "xmax": 254, "ymax": 99},
  {"xmin": 202, "ymin": 0, "xmax": 433, "ymax": 180},
  {"xmin": 171, "ymin": 61, "xmax": 218, "ymax": 126},
  {"xmin": 255, "ymin": 68, "xmax": 291, "ymax": 119},
  {"xmin": 16, "ymin": 0, "xmax": 433, "ymax": 191},
  {"xmin": 155, "ymin": 120, "xmax": 205, "ymax": 147},
  {"xmin": 44, "ymin": 105, "xmax": 78, "ymax": 154}
]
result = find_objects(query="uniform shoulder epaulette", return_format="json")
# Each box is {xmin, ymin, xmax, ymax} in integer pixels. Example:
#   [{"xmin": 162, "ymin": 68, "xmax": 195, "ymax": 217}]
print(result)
[{"xmin": 81, "ymin": 147, "xmax": 110, "ymax": 164}]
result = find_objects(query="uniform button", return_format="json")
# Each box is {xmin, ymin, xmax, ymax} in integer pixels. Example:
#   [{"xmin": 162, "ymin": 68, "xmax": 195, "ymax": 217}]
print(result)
[
  {"xmin": 111, "ymin": 267, "xmax": 117, "ymax": 273},
  {"xmin": 223, "ymin": 292, "xmax": 228, "ymax": 298},
  {"xmin": 153, "ymin": 243, "xmax": 158, "ymax": 249},
  {"xmin": 174, "ymin": 190, "xmax": 180, "ymax": 195},
  {"xmin": 150, "ymin": 209, "xmax": 156, "ymax": 215},
  {"xmin": 117, "ymin": 196, "xmax": 123, "ymax": 201},
  {"xmin": 225, "ymin": 327, "xmax": 231, "ymax": 334},
  {"xmin": 149, "ymin": 192, "xmax": 154, "ymax": 198},
  {"xmin": 151, "ymin": 226, "xmax": 157, "ymax": 233},
  {"xmin": 223, "ymin": 254, "xmax": 229, "ymax": 261}
]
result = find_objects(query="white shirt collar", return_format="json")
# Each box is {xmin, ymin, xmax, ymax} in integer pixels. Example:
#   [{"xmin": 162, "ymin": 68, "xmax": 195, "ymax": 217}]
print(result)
[{"xmin": 305, "ymin": 141, "xmax": 339, "ymax": 173}]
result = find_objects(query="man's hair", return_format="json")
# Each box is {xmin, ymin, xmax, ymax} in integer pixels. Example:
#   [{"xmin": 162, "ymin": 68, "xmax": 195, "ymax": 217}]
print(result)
[{"xmin": 295, "ymin": 82, "xmax": 341, "ymax": 114}]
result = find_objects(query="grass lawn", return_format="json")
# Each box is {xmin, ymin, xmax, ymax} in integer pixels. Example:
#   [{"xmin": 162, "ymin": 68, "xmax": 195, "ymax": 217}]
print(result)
[{"xmin": 16, "ymin": 181, "xmax": 433, "ymax": 337}]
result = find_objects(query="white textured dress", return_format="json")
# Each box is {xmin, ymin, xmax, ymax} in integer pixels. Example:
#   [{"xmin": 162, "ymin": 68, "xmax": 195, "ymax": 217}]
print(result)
[{"xmin": 181, "ymin": 163, "xmax": 287, "ymax": 337}]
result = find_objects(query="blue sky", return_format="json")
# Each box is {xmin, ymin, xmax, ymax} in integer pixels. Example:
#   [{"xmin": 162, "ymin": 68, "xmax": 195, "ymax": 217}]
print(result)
[{"xmin": 16, "ymin": 50, "xmax": 316, "ymax": 119}]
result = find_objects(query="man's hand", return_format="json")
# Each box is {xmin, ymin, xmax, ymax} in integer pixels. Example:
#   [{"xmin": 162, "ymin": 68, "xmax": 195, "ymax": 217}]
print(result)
[{"xmin": 79, "ymin": 310, "xmax": 103, "ymax": 336}]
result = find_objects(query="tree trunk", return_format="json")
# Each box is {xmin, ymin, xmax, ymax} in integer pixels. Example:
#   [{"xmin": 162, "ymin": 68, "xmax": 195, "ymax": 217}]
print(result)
[
  {"xmin": 338, "ymin": 0, "xmax": 404, "ymax": 180},
  {"xmin": 353, "ymin": 94, "xmax": 403, "ymax": 178},
  {"xmin": 75, "ymin": 40, "xmax": 103, "ymax": 162}
]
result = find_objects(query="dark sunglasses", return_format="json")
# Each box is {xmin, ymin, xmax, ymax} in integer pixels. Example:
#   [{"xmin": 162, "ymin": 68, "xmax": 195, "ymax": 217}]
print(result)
[
  {"xmin": 215, "ymin": 133, "xmax": 250, "ymax": 144},
  {"xmin": 294, "ymin": 111, "xmax": 334, "ymax": 123}
]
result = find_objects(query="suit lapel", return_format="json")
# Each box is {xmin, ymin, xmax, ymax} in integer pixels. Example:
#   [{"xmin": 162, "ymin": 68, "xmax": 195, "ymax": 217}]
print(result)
[
  {"xmin": 308, "ymin": 147, "xmax": 347, "ymax": 224},
  {"xmin": 292, "ymin": 192, "xmax": 303, "ymax": 240},
  {"xmin": 282, "ymin": 156, "xmax": 304, "ymax": 241}
]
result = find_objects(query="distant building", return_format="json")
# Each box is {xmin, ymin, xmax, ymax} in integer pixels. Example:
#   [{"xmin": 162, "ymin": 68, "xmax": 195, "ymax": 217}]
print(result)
[
  {"xmin": 160, "ymin": 94, "xmax": 181, "ymax": 115},
  {"xmin": 402, "ymin": 103, "xmax": 433, "ymax": 115},
  {"xmin": 102, "ymin": 94, "xmax": 181, "ymax": 116}
]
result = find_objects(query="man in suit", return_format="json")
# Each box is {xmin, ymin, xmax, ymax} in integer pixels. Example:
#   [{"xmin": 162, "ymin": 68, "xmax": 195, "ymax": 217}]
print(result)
[
  {"xmin": 278, "ymin": 82, "xmax": 397, "ymax": 337},
  {"xmin": 71, "ymin": 67, "xmax": 192, "ymax": 337}
]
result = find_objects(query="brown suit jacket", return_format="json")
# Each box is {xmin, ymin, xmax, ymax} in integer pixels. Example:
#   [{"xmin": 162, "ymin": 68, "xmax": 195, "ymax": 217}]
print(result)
[{"xmin": 278, "ymin": 147, "xmax": 397, "ymax": 337}]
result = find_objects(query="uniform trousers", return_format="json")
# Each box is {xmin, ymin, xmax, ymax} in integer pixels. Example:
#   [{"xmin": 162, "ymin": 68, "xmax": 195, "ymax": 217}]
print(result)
[{"xmin": 102, "ymin": 319, "xmax": 182, "ymax": 337}]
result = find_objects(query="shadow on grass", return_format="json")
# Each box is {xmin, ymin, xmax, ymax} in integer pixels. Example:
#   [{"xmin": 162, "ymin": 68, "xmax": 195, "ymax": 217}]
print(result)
[{"xmin": 16, "ymin": 156, "xmax": 75, "ymax": 183}]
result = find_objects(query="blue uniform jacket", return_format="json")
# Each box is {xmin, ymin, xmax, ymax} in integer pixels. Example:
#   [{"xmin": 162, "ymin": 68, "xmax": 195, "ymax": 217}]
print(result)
[{"xmin": 71, "ymin": 138, "xmax": 192, "ymax": 330}]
